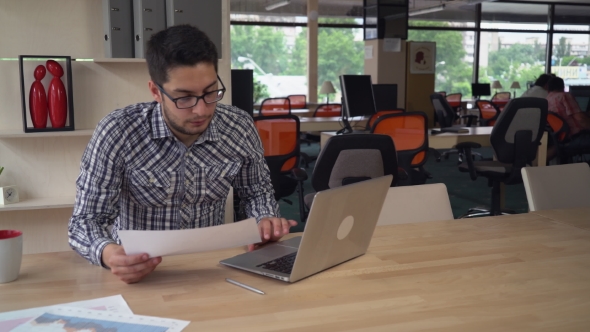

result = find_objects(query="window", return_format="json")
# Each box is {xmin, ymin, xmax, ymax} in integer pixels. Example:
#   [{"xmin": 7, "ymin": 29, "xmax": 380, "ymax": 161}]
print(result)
[
  {"xmin": 479, "ymin": 32, "xmax": 546, "ymax": 97},
  {"xmin": 230, "ymin": 25, "xmax": 307, "ymax": 102},
  {"xmin": 551, "ymin": 33, "xmax": 590, "ymax": 87},
  {"xmin": 408, "ymin": 28, "xmax": 474, "ymax": 97}
]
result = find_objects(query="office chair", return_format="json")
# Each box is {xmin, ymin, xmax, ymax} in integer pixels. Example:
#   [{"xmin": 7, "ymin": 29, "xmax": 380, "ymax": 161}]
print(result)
[
  {"xmin": 455, "ymin": 97, "xmax": 548, "ymax": 217},
  {"xmin": 303, "ymin": 134, "xmax": 398, "ymax": 215},
  {"xmin": 446, "ymin": 92, "xmax": 462, "ymax": 114},
  {"xmin": 366, "ymin": 109, "xmax": 405, "ymax": 131},
  {"xmin": 253, "ymin": 114, "xmax": 308, "ymax": 222},
  {"xmin": 491, "ymin": 91, "xmax": 511, "ymax": 110},
  {"xmin": 436, "ymin": 91, "xmax": 447, "ymax": 98},
  {"xmin": 546, "ymin": 112, "xmax": 590, "ymax": 164},
  {"xmin": 430, "ymin": 93, "xmax": 480, "ymax": 162},
  {"xmin": 370, "ymin": 111, "xmax": 431, "ymax": 186},
  {"xmin": 299, "ymin": 104, "xmax": 344, "ymax": 167},
  {"xmin": 287, "ymin": 94, "xmax": 307, "ymax": 109},
  {"xmin": 259, "ymin": 97, "xmax": 291, "ymax": 116},
  {"xmin": 521, "ymin": 163, "xmax": 590, "ymax": 212},
  {"xmin": 476, "ymin": 100, "xmax": 501, "ymax": 126}
]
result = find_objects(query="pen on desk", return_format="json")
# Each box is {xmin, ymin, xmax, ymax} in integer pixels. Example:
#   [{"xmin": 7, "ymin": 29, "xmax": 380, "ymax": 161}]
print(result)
[{"xmin": 225, "ymin": 278, "xmax": 265, "ymax": 295}]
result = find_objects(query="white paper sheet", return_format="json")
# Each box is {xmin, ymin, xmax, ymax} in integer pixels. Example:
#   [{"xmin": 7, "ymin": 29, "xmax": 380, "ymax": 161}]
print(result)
[
  {"xmin": 12, "ymin": 306, "xmax": 189, "ymax": 332},
  {"xmin": 118, "ymin": 218, "xmax": 261, "ymax": 257},
  {"xmin": 0, "ymin": 295, "xmax": 132, "ymax": 332}
]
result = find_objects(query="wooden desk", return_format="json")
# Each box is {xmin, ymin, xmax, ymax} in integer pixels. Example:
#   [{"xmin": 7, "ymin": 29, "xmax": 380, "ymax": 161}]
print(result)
[
  {"xmin": 2, "ymin": 209, "xmax": 590, "ymax": 331},
  {"xmin": 320, "ymin": 127, "xmax": 548, "ymax": 166},
  {"xmin": 299, "ymin": 117, "xmax": 367, "ymax": 132}
]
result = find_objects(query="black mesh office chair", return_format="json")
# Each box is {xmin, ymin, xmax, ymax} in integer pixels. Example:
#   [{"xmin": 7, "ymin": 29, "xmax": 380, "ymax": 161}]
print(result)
[
  {"xmin": 303, "ymin": 134, "xmax": 398, "ymax": 217},
  {"xmin": 455, "ymin": 97, "xmax": 548, "ymax": 217}
]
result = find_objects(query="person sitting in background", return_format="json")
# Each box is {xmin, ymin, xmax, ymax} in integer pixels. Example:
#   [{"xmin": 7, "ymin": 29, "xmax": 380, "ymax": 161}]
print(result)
[
  {"xmin": 546, "ymin": 76, "xmax": 590, "ymax": 157},
  {"xmin": 521, "ymin": 74, "xmax": 552, "ymax": 98}
]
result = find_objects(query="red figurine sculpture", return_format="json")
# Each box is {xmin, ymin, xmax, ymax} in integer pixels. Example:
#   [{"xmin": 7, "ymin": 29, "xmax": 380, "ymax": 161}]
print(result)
[
  {"xmin": 29, "ymin": 65, "xmax": 48, "ymax": 128},
  {"xmin": 46, "ymin": 60, "xmax": 67, "ymax": 128}
]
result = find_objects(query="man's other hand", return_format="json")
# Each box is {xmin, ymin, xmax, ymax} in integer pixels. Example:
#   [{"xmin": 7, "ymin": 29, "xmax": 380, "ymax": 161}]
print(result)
[
  {"xmin": 101, "ymin": 244, "xmax": 162, "ymax": 284},
  {"xmin": 248, "ymin": 217, "xmax": 298, "ymax": 251}
]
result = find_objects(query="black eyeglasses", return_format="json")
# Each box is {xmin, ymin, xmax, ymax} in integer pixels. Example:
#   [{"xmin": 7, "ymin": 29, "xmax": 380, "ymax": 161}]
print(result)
[{"xmin": 156, "ymin": 75, "xmax": 226, "ymax": 109}]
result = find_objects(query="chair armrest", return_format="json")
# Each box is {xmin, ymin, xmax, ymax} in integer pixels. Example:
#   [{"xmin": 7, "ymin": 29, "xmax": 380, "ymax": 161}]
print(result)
[
  {"xmin": 459, "ymin": 114, "xmax": 478, "ymax": 127},
  {"xmin": 290, "ymin": 167, "xmax": 308, "ymax": 182}
]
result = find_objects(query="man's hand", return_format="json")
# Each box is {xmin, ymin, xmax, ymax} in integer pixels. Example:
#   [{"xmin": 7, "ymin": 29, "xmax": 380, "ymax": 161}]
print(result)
[
  {"xmin": 101, "ymin": 244, "xmax": 162, "ymax": 284},
  {"xmin": 248, "ymin": 217, "xmax": 298, "ymax": 251}
]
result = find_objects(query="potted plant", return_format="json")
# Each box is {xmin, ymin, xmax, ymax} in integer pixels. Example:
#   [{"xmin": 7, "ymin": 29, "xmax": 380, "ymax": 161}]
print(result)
[{"xmin": 0, "ymin": 166, "xmax": 20, "ymax": 205}]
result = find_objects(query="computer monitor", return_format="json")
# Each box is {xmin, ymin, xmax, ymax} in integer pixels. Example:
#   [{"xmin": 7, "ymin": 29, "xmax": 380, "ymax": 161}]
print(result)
[
  {"xmin": 471, "ymin": 83, "xmax": 491, "ymax": 99},
  {"xmin": 339, "ymin": 75, "xmax": 377, "ymax": 134},
  {"xmin": 339, "ymin": 75, "xmax": 377, "ymax": 118},
  {"xmin": 373, "ymin": 84, "xmax": 398, "ymax": 111}
]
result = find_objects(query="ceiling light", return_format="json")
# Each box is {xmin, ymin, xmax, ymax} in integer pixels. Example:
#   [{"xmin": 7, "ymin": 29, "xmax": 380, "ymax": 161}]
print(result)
[
  {"xmin": 408, "ymin": 4, "xmax": 445, "ymax": 17},
  {"xmin": 265, "ymin": 0, "xmax": 290, "ymax": 11}
]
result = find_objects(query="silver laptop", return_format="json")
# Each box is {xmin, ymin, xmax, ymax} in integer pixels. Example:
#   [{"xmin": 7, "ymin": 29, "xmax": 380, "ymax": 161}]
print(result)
[{"xmin": 220, "ymin": 175, "xmax": 392, "ymax": 283}]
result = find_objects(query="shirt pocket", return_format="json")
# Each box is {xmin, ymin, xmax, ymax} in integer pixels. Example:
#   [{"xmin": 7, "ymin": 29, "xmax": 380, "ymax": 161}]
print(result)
[
  {"xmin": 205, "ymin": 162, "xmax": 241, "ymax": 201},
  {"xmin": 130, "ymin": 170, "xmax": 178, "ymax": 207}
]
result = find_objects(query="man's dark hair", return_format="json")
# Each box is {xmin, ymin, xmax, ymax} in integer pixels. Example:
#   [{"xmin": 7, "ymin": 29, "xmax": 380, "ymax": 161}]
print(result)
[
  {"xmin": 146, "ymin": 24, "xmax": 218, "ymax": 85},
  {"xmin": 534, "ymin": 74, "xmax": 552, "ymax": 87},
  {"xmin": 548, "ymin": 77, "xmax": 565, "ymax": 92}
]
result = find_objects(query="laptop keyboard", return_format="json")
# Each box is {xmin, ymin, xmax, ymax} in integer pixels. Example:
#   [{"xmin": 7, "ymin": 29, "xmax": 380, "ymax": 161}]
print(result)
[{"xmin": 257, "ymin": 252, "xmax": 297, "ymax": 274}]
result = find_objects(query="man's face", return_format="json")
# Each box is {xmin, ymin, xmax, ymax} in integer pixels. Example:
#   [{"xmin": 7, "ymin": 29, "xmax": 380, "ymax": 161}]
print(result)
[{"xmin": 150, "ymin": 63, "xmax": 220, "ymax": 144}]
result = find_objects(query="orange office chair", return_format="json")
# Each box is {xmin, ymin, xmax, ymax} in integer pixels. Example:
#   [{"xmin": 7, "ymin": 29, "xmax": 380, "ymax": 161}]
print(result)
[
  {"xmin": 545, "ymin": 112, "xmax": 590, "ymax": 164},
  {"xmin": 366, "ymin": 109, "xmax": 405, "ymax": 131},
  {"xmin": 259, "ymin": 97, "xmax": 291, "ymax": 116},
  {"xmin": 446, "ymin": 93, "xmax": 462, "ymax": 114},
  {"xmin": 476, "ymin": 100, "xmax": 501, "ymax": 126},
  {"xmin": 253, "ymin": 114, "xmax": 307, "ymax": 222},
  {"xmin": 287, "ymin": 95, "xmax": 307, "ymax": 109},
  {"xmin": 491, "ymin": 92, "xmax": 511, "ymax": 110},
  {"xmin": 312, "ymin": 103, "xmax": 342, "ymax": 117},
  {"xmin": 371, "ymin": 111, "xmax": 431, "ymax": 186}
]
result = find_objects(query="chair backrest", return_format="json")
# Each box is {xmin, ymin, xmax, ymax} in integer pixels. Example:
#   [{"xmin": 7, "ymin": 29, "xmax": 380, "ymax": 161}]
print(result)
[
  {"xmin": 490, "ymin": 97, "xmax": 548, "ymax": 165},
  {"xmin": 311, "ymin": 134, "xmax": 397, "ymax": 191},
  {"xmin": 366, "ymin": 109, "xmax": 405, "ymax": 130},
  {"xmin": 313, "ymin": 103, "xmax": 342, "ymax": 117},
  {"xmin": 287, "ymin": 94, "xmax": 306, "ymax": 109},
  {"xmin": 521, "ymin": 163, "xmax": 590, "ymax": 211},
  {"xmin": 377, "ymin": 183, "xmax": 453, "ymax": 225},
  {"xmin": 492, "ymin": 91, "xmax": 511, "ymax": 101},
  {"xmin": 260, "ymin": 97, "xmax": 291, "ymax": 116},
  {"xmin": 436, "ymin": 91, "xmax": 447, "ymax": 98},
  {"xmin": 370, "ymin": 111, "xmax": 429, "ymax": 169},
  {"xmin": 476, "ymin": 100, "xmax": 501, "ymax": 126},
  {"xmin": 446, "ymin": 93, "xmax": 462, "ymax": 109},
  {"xmin": 253, "ymin": 114, "xmax": 300, "ymax": 173},
  {"xmin": 546, "ymin": 112, "xmax": 570, "ymax": 143},
  {"xmin": 430, "ymin": 93, "xmax": 455, "ymax": 128}
]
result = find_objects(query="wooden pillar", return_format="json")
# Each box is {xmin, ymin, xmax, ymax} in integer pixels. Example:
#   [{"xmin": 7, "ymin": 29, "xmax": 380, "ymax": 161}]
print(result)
[{"xmin": 307, "ymin": 0, "xmax": 318, "ymax": 104}]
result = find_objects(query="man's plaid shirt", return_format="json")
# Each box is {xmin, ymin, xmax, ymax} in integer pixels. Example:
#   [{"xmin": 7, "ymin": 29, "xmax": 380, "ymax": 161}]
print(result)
[{"xmin": 68, "ymin": 101, "xmax": 279, "ymax": 266}]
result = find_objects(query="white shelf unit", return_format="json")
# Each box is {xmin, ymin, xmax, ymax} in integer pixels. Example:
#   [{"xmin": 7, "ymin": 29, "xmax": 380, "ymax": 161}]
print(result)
[
  {"xmin": 0, "ymin": 129, "xmax": 94, "ymax": 139},
  {"xmin": 93, "ymin": 58, "xmax": 146, "ymax": 63},
  {"xmin": 0, "ymin": 196, "xmax": 75, "ymax": 212}
]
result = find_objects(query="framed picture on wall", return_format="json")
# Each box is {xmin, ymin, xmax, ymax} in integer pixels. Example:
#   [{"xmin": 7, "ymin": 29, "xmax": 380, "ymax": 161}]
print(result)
[
  {"xmin": 409, "ymin": 42, "xmax": 436, "ymax": 74},
  {"xmin": 19, "ymin": 55, "xmax": 75, "ymax": 133}
]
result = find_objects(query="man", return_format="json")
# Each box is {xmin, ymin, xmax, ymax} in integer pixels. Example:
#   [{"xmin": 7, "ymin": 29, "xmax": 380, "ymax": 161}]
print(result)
[
  {"xmin": 546, "ymin": 76, "xmax": 590, "ymax": 156},
  {"xmin": 521, "ymin": 74, "xmax": 552, "ymax": 98},
  {"xmin": 69, "ymin": 25, "xmax": 296, "ymax": 284}
]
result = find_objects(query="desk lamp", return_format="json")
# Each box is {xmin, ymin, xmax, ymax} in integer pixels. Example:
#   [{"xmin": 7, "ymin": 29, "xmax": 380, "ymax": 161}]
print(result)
[
  {"xmin": 510, "ymin": 81, "xmax": 521, "ymax": 98},
  {"xmin": 492, "ymin": 80, "xmax": 503, "ymax": 95},
  {"xmin": 319, "ymin": 81, "xmax": 336, "ymax": 103}
]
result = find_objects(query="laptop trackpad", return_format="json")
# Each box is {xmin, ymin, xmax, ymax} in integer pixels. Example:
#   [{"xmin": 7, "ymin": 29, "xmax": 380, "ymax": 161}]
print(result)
[{"xmin": 250, "ymin": 236, "xmax": 301, "ymax": 259}]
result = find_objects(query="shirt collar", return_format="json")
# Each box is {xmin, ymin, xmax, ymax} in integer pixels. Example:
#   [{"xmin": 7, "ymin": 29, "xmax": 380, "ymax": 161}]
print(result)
[{"xmin": 149, "ymin": 102, "xmax": 221, "ymax": 143}]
